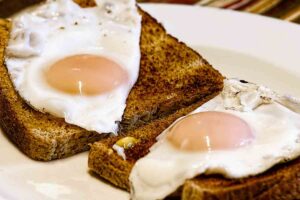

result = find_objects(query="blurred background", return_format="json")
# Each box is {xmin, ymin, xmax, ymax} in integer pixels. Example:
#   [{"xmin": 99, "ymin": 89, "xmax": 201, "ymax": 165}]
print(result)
[
  {"xmin": 1, "ymin": 0, "xmax": 300, "ymax": 24},
  {"xmin": 138, "ymin": 0, "xmax": 300, "ymax": 24}
]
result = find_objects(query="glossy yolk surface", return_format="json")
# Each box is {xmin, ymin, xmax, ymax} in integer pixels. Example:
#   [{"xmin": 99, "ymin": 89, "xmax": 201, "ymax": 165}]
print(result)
[
  {"xmin": 167, "ymin": 111, "xmax": 254, "ymax": 151},
  {"xmin": 45, "ymin": 54, "xmax": 128, "ymax": 95}
]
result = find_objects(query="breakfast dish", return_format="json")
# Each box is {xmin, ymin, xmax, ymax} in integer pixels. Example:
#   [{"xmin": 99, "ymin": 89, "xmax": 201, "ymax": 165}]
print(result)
[
  {"xmin": 1, "ymin": 1, "xmax": 300, "ymax": 199},
  {"xmin": 89, "ymin": 79, "xmax": 300, "ymax": 200},
  {"xmin": 0, "ymin": 0, "xmax": 222, "ymax": 160}
]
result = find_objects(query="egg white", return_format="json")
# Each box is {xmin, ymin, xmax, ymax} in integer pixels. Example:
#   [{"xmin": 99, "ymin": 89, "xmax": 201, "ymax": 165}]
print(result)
[
  {"xmin": 129, "ymin": 79, "xmax": 300, "ymax": 200},
  {"xmin": 5, "ymin": 0, "xmax": 142, "ymax": 134}
]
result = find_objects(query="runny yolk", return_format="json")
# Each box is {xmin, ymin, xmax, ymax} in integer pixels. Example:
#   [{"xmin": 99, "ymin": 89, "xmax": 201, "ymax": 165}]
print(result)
[
  {"xmin": 167, "ymin": 111, "xmax": 254, "ymax": 152},
  {"xmin": 45, "ymin": 54, "xmax": 128, "ymax": 95}
]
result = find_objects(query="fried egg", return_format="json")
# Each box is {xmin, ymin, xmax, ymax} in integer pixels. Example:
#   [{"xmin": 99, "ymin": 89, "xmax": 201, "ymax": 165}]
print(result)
[
  {"xmin": 129, "ymin": 79, "xmax": 300, "ymax": 200},
  {"xmin": 5, "ymin": 0, "xmax": 142, "ymax": 134}
]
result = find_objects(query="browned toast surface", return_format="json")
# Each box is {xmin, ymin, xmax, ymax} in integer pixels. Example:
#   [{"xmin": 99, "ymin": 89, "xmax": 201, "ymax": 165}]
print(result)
[
  {"xmin": 0, "ymin": 0, "xmax": 42, "ymax": 18},
  {"xmin": 0, "ymin": 1, "xmax": 223, "ymax": 161},
  {"xmin": 121, "ymin": 9, "xmax": 224, "ymax": 131}
]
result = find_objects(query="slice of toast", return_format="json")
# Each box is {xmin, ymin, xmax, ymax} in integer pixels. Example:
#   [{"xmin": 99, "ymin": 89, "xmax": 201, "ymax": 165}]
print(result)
[
  {"xmin": 88, "ymin": 100, "xmax": 300, "ymax": 200},
  {"xmin": 88, "ymin": 95, "xmax": 220, "ymax": 190},
  {"xmin": 0, "ymin": 2, "xmax": 223, "ymax": 161}
]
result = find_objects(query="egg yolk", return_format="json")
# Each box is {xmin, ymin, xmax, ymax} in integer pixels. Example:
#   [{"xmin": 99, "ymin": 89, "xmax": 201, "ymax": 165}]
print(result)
[
  {"xmin": 167, "ymin": 111, "xmax": 254, "ymax": 152},
  {"xmin": 45, "ymin": 54, "xmax": 128, "ymax": 95}
]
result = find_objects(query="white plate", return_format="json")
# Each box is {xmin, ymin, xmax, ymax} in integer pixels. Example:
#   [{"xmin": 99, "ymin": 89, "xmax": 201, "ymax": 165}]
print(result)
[{"xmin": 1, "ymin": 4, "xmax": 300, "ymax": 200}]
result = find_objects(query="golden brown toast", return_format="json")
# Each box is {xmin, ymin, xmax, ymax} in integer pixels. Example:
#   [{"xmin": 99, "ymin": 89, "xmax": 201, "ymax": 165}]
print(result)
[
  {"xmin": 89, "ymin": 96, "xmax": 300, "ymax": 200},
  {"xmin": 0, "ymin": 1, "xmax": 223, "ymax": 161}
]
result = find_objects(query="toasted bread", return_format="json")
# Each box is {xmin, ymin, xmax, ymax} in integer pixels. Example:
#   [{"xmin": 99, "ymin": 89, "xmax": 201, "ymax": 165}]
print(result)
[
  {"xmin": 88, "ymin": 95, "xmax": 220, "ymax": 190},
  {"xmin": 0, "ymin": 1, "xmax": 223, "ymax": 161},
  {"xmin": 89, "ymin": 97, "xmax": 300, "ymax": 200},
  {"xmin": 120, "ymin": 9, "xmax": 223, "ymax": 132}
]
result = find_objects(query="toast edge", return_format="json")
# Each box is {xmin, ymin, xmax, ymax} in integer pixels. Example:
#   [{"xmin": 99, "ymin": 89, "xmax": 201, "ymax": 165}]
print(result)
[{"xmin": 88, "ymin": 91, "xmax": 222, "ymax": 190}]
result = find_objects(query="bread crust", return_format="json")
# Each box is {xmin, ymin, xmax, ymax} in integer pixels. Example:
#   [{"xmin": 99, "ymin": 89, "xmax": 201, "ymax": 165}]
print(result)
[{"xmin": 182, "ymin": 157, "xmax": 300, "ymax": 200}]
